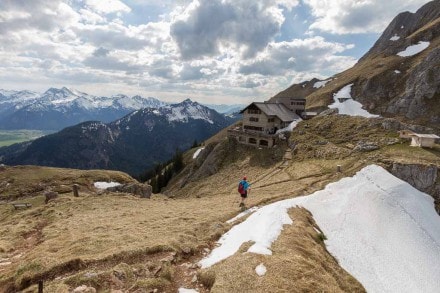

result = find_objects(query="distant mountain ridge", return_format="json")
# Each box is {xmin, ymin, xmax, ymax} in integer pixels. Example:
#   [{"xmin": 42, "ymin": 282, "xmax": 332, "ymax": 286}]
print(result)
[
  {"xmin": 0, "ymin": 87, "xmax": 246, "ymax": 130},
  {"xmin": 0, "ymin": 99, "xmax": 237, "ymax": 175},
  {"xmin": 203, "ymin": 103, "xmax": 246, "ymax": 115},
  {"xmin": 273, "ymin": 0, "xmax": 440, "ymax": 130},
  {"xmin": 0, "ymin": 87, "xmax": 168, "ymax": 130}
]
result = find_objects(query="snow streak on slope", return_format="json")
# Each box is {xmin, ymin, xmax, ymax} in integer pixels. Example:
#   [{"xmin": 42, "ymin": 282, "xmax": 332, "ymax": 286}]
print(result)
[
  {"xmin": 397, "ymin": 41, "xmax": 430, "ymax": 57},
  {"xmin": 329, "ymin": 84, "xmax": 379, "ymax": 118},
  {"xmin": 313, "ymin": 79, "xmax": 331, "ymax": 88},
  {"xmin": 200, "ymin": 165, "xmax": 440, "ymax": 293}
]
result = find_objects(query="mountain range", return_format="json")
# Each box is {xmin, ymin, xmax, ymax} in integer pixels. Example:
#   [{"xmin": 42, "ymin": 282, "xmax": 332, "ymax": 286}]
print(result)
[
  {"xmin": 0, "ymin": 87, "xmax": 242, "ymax": 131},
  {"xmin": 0, "ymin": 87, "xmax": 168, "ymax": 130},
  {"xmin": 0, "ymin": 99, "xmax": 236, "ymax": 175}
]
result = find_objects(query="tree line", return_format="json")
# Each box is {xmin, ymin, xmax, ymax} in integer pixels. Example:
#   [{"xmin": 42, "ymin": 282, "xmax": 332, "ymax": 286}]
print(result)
[{"xmin": 137, "ymin": 140, "xmax": 200, "ymax": 193}]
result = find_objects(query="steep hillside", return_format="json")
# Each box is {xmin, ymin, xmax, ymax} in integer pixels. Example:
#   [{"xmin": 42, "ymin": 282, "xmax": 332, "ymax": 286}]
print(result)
[
  {"xmin": 273, "ymin": 0, "xmax": 440, "ymax": 130},
  {"xmin": 1, "ymin": 115, "xmax": 439, "ymax": 292},
  {"xmin": 0, "ymin": 100, "xmax": 236, "ymax": 175}
]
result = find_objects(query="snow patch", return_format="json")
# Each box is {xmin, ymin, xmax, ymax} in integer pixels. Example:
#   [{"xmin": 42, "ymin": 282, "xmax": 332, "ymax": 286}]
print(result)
[
  {"xmin": 397, "ymin": 41, "xmax": 430, "ymax": 57},
  {"xmin": 94, "ymin": 182, "xmax": 121, "ymax": 189},
  {"xmin": 313, "ymin": 79, "xmax": 331, "ymax": 88},
  {"xmin": 328, "ymin": 84, "xmax": 379, "ymax": 118},
  {"xmin": 390, "ymin": 35, "xmax": 400, "ymax": 41},
  {"xmin": 394, "ymin": 70, "xmax": 401, "ymax": 74},
  {"xmin": 255, "ymin": 263, "xmax": 267, "ymax": 276},
  {"xmin": 226, "ymin": 206, "xmax": 259, "ymax": 224},
  {"xmin": 192, "ymin": 147, "xmax": 205, "ymax": 159},
  {"xmin": 199, "ymin": 165, "xmax": 440, "ymax": 293},
  {"xmin": 178, "ymin": 288, "xmax": 198, "ymax": 293},
  {"xmin": 276, "ymin": 119, "xmax": 302, "ymax": 134}
]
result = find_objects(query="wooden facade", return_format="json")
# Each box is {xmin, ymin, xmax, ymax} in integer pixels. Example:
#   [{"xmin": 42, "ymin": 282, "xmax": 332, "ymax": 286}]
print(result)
[
  {"xmin": 228, "ymin": 101, "xmax": 303, "ymax": 147},
  {"xmin": 271, "ymin": 97, "xmax": 306, "ymax": 115}
]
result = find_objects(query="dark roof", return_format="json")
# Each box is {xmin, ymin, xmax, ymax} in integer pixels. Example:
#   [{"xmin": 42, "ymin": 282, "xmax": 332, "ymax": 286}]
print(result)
[{"xmin": 240, "ymin": 102, "xmax": 300, "ymax": 122}]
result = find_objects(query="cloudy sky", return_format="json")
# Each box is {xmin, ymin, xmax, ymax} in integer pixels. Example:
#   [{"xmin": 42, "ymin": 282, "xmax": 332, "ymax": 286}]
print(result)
[{"xmin": 0, "ymin": 0, "xmax": 431, "ymax": 104}]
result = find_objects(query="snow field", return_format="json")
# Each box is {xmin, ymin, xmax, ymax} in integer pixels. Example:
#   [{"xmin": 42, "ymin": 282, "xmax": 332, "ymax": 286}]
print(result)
[{"xmin": 200, "ymin": 165, "xmax": 440, "ymax": 292}]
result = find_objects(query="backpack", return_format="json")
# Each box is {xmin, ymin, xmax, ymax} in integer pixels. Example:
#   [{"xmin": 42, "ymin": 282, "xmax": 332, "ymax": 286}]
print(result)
[{"xmin": 238, "ymin": 181, "xmax": 245, "ymax": 194}]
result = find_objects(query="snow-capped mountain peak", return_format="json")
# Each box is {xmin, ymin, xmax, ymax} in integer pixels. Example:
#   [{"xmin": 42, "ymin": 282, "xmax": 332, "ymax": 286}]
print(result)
[{"xmin": 164, "ymin": 99, "xmax": 214, "ymax": 124}]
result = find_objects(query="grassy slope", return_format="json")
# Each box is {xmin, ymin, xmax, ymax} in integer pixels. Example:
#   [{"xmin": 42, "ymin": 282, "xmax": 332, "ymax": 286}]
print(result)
[{"xmin": 0, "ymin": 115, "xmax": 439, "ymax": 292}]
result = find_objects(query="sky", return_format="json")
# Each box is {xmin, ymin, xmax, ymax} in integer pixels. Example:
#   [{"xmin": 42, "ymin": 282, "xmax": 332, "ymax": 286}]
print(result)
[
  {"xmin": 199, "ymin": 164, "xmax": 440, "ymax": 292},
  {"xmin": 0, "ymin": 0, "xmax": 431, "ymax": 104}
]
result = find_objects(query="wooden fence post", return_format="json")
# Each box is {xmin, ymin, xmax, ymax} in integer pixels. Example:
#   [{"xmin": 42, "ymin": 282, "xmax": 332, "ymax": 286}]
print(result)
[{"xmin": 73, "ymin": 184, "xmax": 79, "ymax": 197}]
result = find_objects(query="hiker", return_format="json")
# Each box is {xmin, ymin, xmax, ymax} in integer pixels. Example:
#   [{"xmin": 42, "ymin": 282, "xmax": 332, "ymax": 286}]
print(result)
[{"xmin": 238, "ymin": 176, "xmax": 251, "ymax": 208}]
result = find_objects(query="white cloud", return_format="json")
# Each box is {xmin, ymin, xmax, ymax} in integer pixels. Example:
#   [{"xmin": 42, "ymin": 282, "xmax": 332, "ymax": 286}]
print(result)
[
  {"xmin": 79, "ymin": 8, "xmax": 106, "ymax": 24},
  {"xmin": 170, "ymin": 0, "xmax": 297, "ymax": 59},
  {"xmin": 2, "ymin": 0, "xmax": 423, "ymax": 105},
  {"xmin": 239, "ymin": 36, "xmax": 356, "ymax": 75},
  {"xmin": 304, "ymin": 0, "xmax": 430, "ymax": 34},
  {"xmin": 84, "ymin": 0, "xmax": 131, "ymax": 15}
]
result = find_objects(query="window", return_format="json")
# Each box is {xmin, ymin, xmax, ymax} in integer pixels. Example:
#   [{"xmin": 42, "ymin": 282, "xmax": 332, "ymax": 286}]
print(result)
[
  {"xmin": 268, "ymin": 118, "xmax": 274, "ymax": 123},
  {"xmin": 249, "ymin": 138, "xmax": 257, "ymax": 144},
  {"xmin": 249, "ymin": 117, "xmax": 259, "ymax": 122},
  {"xmin": 244, "ymin": 125, "xmax": 263, "ymax": 132},
  {"xmin": 248, "ymin": 109, "xmax": 261, "ymax": 114},
  {"xmin": 260, "ymin": 140, "xmax": 269, "ymax": 146}
]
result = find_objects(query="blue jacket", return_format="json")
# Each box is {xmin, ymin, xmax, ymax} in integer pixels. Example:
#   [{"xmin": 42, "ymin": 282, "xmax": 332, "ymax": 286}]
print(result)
[{"xmin": 239, "ymin": 180, "xmax": 250, "ymax": 191}]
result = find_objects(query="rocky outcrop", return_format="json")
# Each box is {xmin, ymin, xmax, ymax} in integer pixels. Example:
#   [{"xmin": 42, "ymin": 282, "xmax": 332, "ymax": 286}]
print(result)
[
  {"xmin": 176, "ymin": 141, "xmax": 223, "ymax": 188},
  {"xmin": 44, "ymin": 190, "xmax": 58, "ymax": 204},
  {"xmin": 389, "ymin": 163, "xmax": 440, "ymax": 213},
  {"xmin": 107, "ymin": 183, "xmax": 152, "ymax": 198},
  {"xmin": 353, "ymin": 141, "xmax": 379, "ymax": 152},
  {"xmin": 386, "ymin": 48, "xmax": 440, "ymax": 122},
  {"xmin": 354, "ymin": 0, "xmax": 440, "ymax": 126},
  {"xmin": 380, "ymin": 118, "xmax": 436, "ymax": 133},
  {"xmin": 360, "ymin": 0, "xmax": 440, "ymax": 60}
]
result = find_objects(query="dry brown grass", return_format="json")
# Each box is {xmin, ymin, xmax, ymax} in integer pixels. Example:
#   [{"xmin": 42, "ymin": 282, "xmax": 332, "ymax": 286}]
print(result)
[{"xmin": 0, "ymin": 165, "xmax": 135, "ymax": 201}]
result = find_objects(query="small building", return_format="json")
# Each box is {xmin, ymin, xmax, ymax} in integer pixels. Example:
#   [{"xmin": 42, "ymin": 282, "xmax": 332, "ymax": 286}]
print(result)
[
  {"xmin": 270, "ymin": 97, "xmax": 306, "ymax": 115},
  {"xmin": 409, "ymin": 133, "xmax": 439, "ymax": 148},
  {"xmin": 399, "ymin": 130, "xmax": 439, "ymax": 148},
  {"xmin": 228, "ymin": 102, "xmax": 301, "ymax": 147}
]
